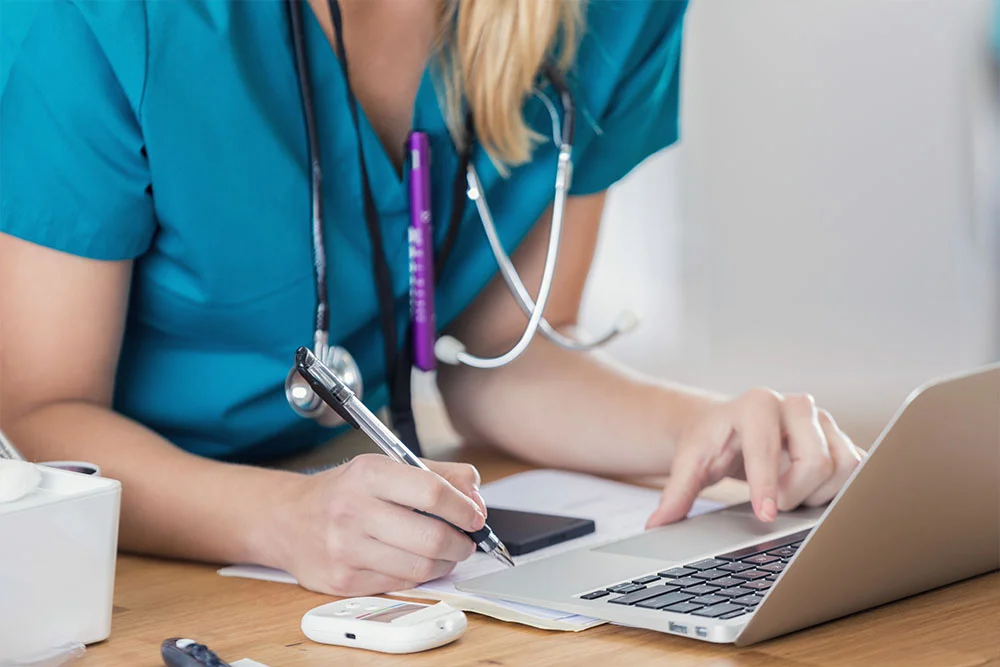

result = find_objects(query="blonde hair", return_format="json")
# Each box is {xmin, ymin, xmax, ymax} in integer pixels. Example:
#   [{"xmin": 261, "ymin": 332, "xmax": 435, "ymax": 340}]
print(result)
[{"xmin": 436, "ymin": 1, "xmax": 584, "ymax": 171}]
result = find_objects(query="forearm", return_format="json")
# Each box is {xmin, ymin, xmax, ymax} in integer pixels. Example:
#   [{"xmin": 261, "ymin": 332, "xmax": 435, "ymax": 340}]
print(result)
[
  {"xmin": 437, "ymin": 334, "xmax": 727, "ymax": 476},
  {"xmin": 4, "ymin": 401, "xmax": 300, "ymax": 569}
]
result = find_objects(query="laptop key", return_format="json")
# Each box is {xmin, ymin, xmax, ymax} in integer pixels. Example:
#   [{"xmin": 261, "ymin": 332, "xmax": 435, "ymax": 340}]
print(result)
[
  {"xmin": 635, "ymin": 591, "xmax": 696, "ymax": 610},
  {"xmin": 741, "ymin": 579, "xmax": 773, "ymax": 591},
  {"xmin": 608, "ymin": 585, "xmax": 681, "ymax": 606},
  {"xmin": 733, "ymin": 594, "xmax": 765, "ymax": 606},
  {"xmin": 719, "ymin": 561, "xmax": 755, "ymax": 573},
  {"xmin": 720, "ymin": 609, "xmax": 750, "ymax": 619},
  {"xmin": 690, "ymin": 594, "xmax": 727, "ymax": 606},
  {"xmin": 743, "ymin": 554, "xmax": 780, "ymax": 565},
  {"xmin": 668, "ymin": 577, "xmax": 704, "ymax": 588},
  {"xmin": 691, "ymin": 569, "xmax": 729, "ymax": 580},
  {"xmin": 692, "ymin": 602, "xmax": 746, "ymax": 618},
  {"xmin": 607, "ymin": 582, "xmax": 646, "ymax": 594},
  {"xmin": 715, "ymin": 586, "xmax": 755, "ymax": 598},
  {"xmin": 632, "ymin": 575, "xmax": 660, "ymax": 585},
  {"xmin": 661, "ymin": 601, "xmax": 706, "ymax": 614},
  {"xmin": 709, "ymin": 576, "xmax": 747, "ymax": 588},
  {"xmin": 715, "ymin": 529, "xmax": 812, "ymax": 561},
  {"xmin": 580, "ymin": 590, "xmax": 610, "ymax": 600},
  {"xmin": 768, "ymin": 546, "xmax": 797, "ymax": 558},
  {"xmin": 687, "ymin": 558, "xmax": 728, "ymax": 570},
  {"xmin": 682, "ymin": 584, "xmax": 720, "ymax": 596},
  {"xmin": 657, "ymin": 567, "xmax": 696, "ymax": 579},
  {"xmin": 733, "ymin": 570, "xmax": 769, "ymax": 581},
  {"xmin": 760, "ymin": 561, "xmax": 786, "ymax": 573}
]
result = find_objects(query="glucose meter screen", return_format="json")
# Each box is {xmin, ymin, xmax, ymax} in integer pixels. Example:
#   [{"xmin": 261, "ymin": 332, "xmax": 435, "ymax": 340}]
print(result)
[{"xmin": 361, "ymin": 603, "xmax": 425, "ymax": 623}]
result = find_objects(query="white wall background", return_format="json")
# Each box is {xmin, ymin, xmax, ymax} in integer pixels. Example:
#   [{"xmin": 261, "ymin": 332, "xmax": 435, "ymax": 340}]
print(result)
[
  {"xmin": 580, "ymin": 0, "xmax": 1000, "ymax": 446},
  {"xmin": 418, "ymin": 0, "xmax": 1000, "ymax": 449}
]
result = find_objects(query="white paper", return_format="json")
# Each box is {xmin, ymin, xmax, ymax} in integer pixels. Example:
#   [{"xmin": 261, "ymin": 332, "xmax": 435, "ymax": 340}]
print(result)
[
  {"xmin": 218, "ymin": 564, "xmax": 297, "ymax": 585},
  {"xmin": 218, "ymin": 469, "xmax": 725, "ymax": 631}
]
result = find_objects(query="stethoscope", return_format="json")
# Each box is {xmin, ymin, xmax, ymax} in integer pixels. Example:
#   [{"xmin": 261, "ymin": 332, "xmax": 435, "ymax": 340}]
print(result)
[{"xmin": 283, "ymin": 0, "xmax": 638, "ymax": 437}]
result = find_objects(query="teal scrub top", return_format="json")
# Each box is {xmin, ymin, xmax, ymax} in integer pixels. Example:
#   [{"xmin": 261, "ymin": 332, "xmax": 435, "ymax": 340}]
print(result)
[{"xmin": 1, "ymin": 0, "xmax": 687, "ymax": 462}]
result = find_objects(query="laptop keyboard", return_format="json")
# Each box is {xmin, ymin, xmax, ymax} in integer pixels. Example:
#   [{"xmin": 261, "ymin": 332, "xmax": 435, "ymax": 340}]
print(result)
[{"xmin": 578, "ymin": 529, "xmax": 810, "ymax": 620}]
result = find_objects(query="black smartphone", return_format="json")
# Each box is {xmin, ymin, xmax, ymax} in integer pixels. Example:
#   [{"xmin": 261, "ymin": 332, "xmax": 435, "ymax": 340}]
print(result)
[{"xmin": 481, "ymin": 507, "xmax": 596, "ymax": 556}]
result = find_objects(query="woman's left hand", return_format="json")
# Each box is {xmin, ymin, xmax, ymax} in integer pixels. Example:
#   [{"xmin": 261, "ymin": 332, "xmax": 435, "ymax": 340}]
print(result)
[{"xmin": 646, "ymin": 389, "xmax": 866, "ymax": 529}]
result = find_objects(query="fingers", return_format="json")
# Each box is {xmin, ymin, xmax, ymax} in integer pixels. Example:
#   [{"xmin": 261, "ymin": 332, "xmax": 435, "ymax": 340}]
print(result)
[
  {"xmin": 803, "ymin": 409, "xmax": 864, "ymax": 506},
  {"xmin": 352, "ymin": 536, "xmax": 457, "ymax": 585},
  {"xmin": 737, "ymin": 388, "xmax": 783, "ymax": 522},
  {"xmin": 365, "ymin": 500, "xmax": 477, "ymax": 563},
  {"xmin": 424, "ymin": 459, "xmax": 487, "ymax": 516},
  {"xmin": 647, "ymin": 442, "xmax": 710, "ymax": 528},
  {"xmin": 647, "ymin": 419, "xmax": 735, "ymax": 528},
  {"xmin": 776, "ymin": 394, "xmax": 834, "ymax": 511},
  {"xmin": 350, "ymin": 455, "xmax": 486, "ymax": 533},
  {"xmin": 647, "ymin": 389, "xmax": 862, "ymax": 532},
  {"xmin": 306, "ymin": 565, "xmax": 421, "ymax": 598}
]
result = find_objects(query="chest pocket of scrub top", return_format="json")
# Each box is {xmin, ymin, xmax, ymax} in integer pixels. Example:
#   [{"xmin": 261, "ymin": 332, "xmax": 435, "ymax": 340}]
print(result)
[{"xmin": 128, "ymin": 251, "xmax": 315, "ymax": 355}]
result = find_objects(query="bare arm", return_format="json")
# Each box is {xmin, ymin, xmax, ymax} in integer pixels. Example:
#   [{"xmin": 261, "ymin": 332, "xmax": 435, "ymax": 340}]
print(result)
[
  {"xmin": 437, "ymin": 193, "xmax": 715, "ymax": 476},
  {"xmin": 0, "ymin": 233, "xmax": 493, "ymax": 595},
  {"xmin": 0, "ymin": 233, "xmax": 299, "ymax": 567},
  {"xmin": 437, "ymin": 194, "xmax": 862, "ymax": 524}
]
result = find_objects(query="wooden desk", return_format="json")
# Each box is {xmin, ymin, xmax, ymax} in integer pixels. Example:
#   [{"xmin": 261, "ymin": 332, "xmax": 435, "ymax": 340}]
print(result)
[{"xmin": 81, "ymin": 445, "xmax": 1000, "ymax": 667}]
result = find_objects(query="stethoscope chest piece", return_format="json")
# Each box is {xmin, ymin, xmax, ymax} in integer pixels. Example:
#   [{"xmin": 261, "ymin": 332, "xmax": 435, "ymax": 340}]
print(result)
[{"xmin": 285, "ymin": 344, "xmax": 364, "ymax": 426}]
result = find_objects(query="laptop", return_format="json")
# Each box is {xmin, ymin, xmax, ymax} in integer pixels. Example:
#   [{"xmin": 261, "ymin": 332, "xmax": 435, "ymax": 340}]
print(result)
[{"xmin": 457, "ymin": 363, "xmax": 1000, "ymax": 645}]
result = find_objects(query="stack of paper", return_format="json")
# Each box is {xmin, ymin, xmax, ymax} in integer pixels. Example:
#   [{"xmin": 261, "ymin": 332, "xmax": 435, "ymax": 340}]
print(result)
[{"xmin": 218, "ymin": 469, "xmax": 724, "ymax": 631}]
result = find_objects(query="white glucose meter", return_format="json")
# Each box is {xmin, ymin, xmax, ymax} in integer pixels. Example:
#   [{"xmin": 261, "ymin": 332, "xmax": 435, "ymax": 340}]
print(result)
[{"xmin": 301, "ymin": 597, "xmax": 467, "ymax": 654}]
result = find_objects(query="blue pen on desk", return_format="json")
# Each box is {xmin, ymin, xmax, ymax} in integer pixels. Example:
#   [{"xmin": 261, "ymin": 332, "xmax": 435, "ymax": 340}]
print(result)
[{"xmin": 294, "ymin": 346, "xmax": 515, "ymax": 568}]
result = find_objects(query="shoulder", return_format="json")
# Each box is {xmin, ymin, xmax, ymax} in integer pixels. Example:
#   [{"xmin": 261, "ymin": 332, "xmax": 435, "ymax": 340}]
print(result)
[
  {"xmin": 573, "ymin": 0, "xmax": 689, "ymax": 89},
  {"xmin": 1, "ymin": 0, "xmax": 150, "ymax": 112},
  {"xmin": 576, "ymin": 0, "xmax": 689, "ymax": 72},
  {"xmin": 569, "ymin": 0, "xmax": 690, "ymax": 125},
  {"xmin": 583, "ymin": 1, "xmax": 689, "ymax": 42},
  {"xmin": 558, "ymin": 1, "xmax": 690, "ymax": 195},
  {"xmin": 1, "ymin": 1, "xmax": 258, "ymax": 114}
]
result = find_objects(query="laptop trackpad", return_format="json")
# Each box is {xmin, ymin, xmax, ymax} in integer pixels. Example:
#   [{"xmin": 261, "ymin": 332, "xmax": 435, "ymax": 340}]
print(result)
[{"xmin": 593, "ymin": 502, "xmax": 824, "ymax": 563}]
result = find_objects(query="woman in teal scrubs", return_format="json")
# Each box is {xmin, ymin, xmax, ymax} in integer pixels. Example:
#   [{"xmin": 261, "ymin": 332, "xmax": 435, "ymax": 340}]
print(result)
[{"xmin": 0, "ymin": 0, "xmax": 863, "ymax": 596}]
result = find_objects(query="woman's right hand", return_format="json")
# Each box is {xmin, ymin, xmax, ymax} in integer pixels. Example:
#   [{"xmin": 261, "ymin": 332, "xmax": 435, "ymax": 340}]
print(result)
[{"xmin": 275, "ymin": 454, "xmax": 488, "ymax": 596}]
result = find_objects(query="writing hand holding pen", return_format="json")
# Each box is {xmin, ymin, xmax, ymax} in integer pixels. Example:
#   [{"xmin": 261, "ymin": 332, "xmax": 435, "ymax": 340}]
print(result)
[
  {"xmin": 270, "ymin": 441, "xmax": 491, "ymax": 596},
  {"xmin": 294, "ymin": 346, "xmax": 515, "ymax": 568}
]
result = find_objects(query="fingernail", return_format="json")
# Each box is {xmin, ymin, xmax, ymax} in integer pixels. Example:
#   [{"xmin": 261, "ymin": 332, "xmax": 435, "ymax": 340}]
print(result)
[
  {"xmin": 761, "ymin": 497, "xmax": 778, "ymax": 522},
  {"xmin": 473, "ymin": 506, "xmax": 486, "ymax": 530}
]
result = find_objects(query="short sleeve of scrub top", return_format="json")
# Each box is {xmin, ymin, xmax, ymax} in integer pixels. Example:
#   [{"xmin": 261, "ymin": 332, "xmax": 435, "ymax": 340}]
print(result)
[
  {"xmin": 1, "ymin": 1, "xmax": 155, "ymax": 259},
  {"xmin": 1, "ymin": 0, "xmax": 689, "ymax": 463},
  {"xmin": 568, "ymin": 1, "xmax": 687, "ymax": 195}
]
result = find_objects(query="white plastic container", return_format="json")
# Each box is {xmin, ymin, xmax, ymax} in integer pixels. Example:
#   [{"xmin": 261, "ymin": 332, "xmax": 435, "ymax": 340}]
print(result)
[{"xmin": 0, "ymin": 465, "xmax": 121, "ymax": 662}]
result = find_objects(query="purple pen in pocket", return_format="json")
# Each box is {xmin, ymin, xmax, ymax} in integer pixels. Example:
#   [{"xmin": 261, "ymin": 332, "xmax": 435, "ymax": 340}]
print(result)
[{"xmin": 407, "ymin": 132, "xmax": 436, "ymax": 371}]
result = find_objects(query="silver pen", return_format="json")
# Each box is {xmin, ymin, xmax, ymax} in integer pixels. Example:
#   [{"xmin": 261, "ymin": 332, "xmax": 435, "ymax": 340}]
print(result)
[{"xmin": 294, "ymin": 346, "xmax": 515, "ymax": 568}]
